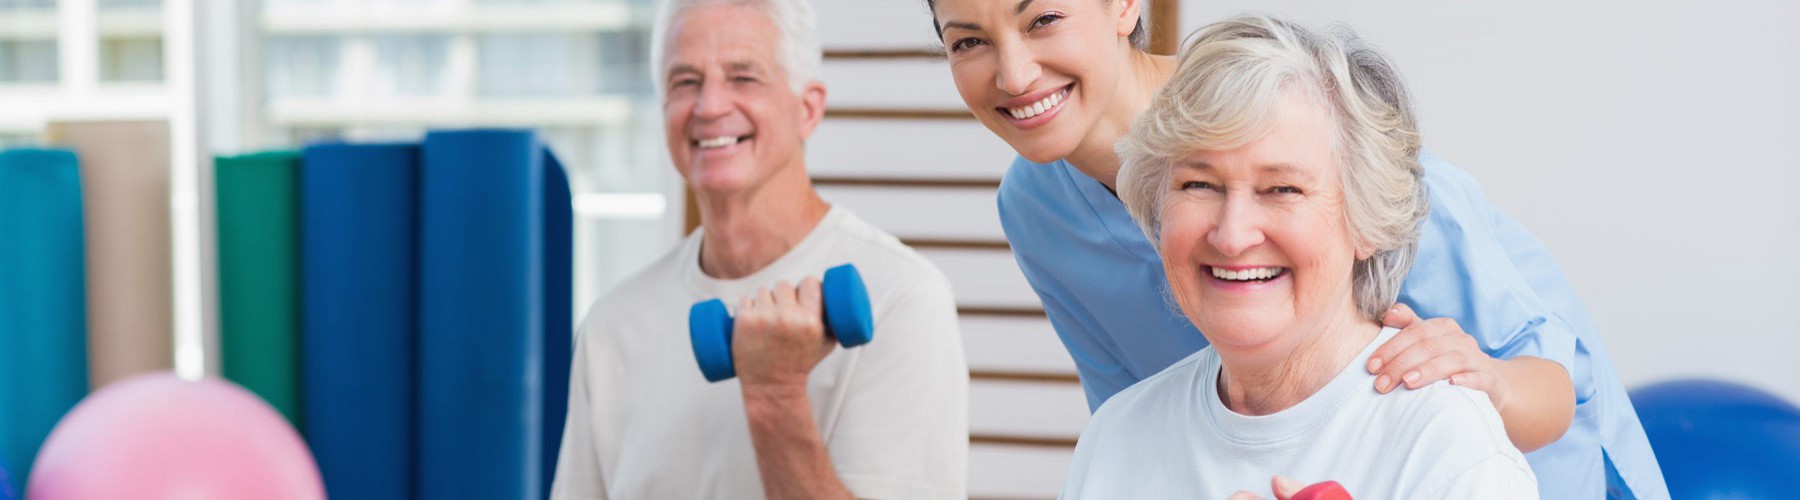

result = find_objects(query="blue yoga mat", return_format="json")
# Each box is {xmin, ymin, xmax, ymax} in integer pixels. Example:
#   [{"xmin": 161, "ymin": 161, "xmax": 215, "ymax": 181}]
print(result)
[
  {"xmin": 0, "ymin": 149, "xmax": 89, "ymax": 492},
  {"xmin": 417, "ymin": 130, "xmax": 571, "ymax": 500},
  {"xmin": 300, "ymin": 143, "xmax": 419, "ymax": 500},
  {"xmin": 540, "ymin": 151, "xmax": 571, "ymax": 497}
]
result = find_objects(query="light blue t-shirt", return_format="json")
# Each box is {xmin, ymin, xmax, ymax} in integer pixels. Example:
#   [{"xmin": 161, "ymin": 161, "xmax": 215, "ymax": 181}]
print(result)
[{"xmin": 996, "ymin": 152, "xmax": 1667, "ymax": 499}]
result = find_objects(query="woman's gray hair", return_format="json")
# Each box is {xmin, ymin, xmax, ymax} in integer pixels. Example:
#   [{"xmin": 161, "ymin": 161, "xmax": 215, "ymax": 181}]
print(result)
[
  {"xmin": 1116, "ymin": 14, "xmax": 1428, "ymax": 321},
  {"xmin": 651, "ymin": 0, "xmax": 822, "ymax": 95}
]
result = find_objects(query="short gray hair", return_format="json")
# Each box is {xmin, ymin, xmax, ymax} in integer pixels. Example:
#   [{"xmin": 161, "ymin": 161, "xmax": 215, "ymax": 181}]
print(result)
[
  {"xmin": 650, "ymin": 0, "xmax": 823, "ymax": 95},
  {"xmin": 1116, "ymin": 14, "xmax": 1428, "ymax": 321}
]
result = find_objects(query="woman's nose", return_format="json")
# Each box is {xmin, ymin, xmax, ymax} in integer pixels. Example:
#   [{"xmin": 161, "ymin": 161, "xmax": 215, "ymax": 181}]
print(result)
[
  {"xmin": 1206, "ymin": 197, "xmax": 1266, "ymax": 257},
  {"xmin": 994, "ymin": 43, "xmax": 1043, "ymax": 97}
]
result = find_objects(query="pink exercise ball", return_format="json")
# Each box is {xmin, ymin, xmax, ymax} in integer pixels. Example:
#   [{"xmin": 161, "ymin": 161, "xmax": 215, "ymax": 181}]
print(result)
[{"xmin": 26, "ymin": 372, "xmax": 324, "ymax": 500}]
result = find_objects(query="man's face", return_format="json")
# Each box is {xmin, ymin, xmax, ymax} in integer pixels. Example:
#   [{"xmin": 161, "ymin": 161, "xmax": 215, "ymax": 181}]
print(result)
[{"xmin": 661, "ymin": 4, "xmax": 823, "ymax": 196}]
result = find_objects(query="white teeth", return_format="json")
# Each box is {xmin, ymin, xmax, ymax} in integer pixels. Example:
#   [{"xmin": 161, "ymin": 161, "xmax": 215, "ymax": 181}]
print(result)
[
  {"xmin": 1211, "ymin": 266, "xmax": 1285, "ymax": 281},
  {"xmin": 696, "ymin": 136, "xmax": 741, "ymax": 149},
  {"xmin": 1005, "ymin": 87, "xmax": 1068, "ymax": 120}
]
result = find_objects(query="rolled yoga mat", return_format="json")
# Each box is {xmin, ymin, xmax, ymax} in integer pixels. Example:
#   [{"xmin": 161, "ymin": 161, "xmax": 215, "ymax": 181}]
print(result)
[
  {"xmin": 216, "ymin": 151, "xmax": 303, "ymax": 428},
  {"xmin": 299, "ymin": 143, "xmax": 419, "ymax": 500},
  {"xmin": 540, "ymin": 151, "xmax": 572, "ymax": 498},
  {"xmin": 417, "ymin": 130, "xmax": 571, "ymax": 500},
  {"xmin": 0, "ymin": 149, "xmax": 89, "ymax": 493},
  {"xmin": 46, "ymin": 121, "xmax": 174, "ymax": 389}
]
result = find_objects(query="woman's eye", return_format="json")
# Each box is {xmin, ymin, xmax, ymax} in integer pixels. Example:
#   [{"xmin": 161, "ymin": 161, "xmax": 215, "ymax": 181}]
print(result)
[
  {"xmin": 1181, "ymin": 181, "xmax": 1220, "ymax": 192},
  {"xmin": 1268, "ymin": 185, "xmax": 1303, "ymax": 195},
  {"xmin": 1032, "ymin": 13, "xmax": 1064, "ymax": 29},
  {"xmin": 949, "ymin": 37, "xmax": 986, "ymax": 53}
]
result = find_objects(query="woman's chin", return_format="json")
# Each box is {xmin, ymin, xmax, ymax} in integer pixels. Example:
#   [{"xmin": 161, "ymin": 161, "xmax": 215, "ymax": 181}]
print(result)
[{"xmin": 1196, "ymin": 317, "xmax": 1289, "ymax": 351}]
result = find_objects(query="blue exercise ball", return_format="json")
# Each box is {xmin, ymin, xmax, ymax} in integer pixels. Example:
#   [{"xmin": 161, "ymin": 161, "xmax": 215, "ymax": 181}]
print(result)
[
  {"xmin": 1631, "ymin": 379, "xmax": 1800, "ymax": 499},
  {"xmin": 1, "ymin": 462, "xmax": 15, "ymax": 500}
]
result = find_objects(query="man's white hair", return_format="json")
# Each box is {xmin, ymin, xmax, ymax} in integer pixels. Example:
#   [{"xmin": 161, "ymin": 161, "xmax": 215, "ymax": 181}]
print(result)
[{"xmin": 650, "ymin": 0, "xmax": 822, "ymax": 95}]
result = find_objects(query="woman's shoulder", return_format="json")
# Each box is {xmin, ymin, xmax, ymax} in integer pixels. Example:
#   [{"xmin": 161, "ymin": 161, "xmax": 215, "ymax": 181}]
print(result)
[
  {"xmin": 1373, "ymin": 380, "xmax": 1528, "ymax": 475},
  {"xmin": 1092, "ymin": 346, "xmax": 1218, "ymax": 420}
]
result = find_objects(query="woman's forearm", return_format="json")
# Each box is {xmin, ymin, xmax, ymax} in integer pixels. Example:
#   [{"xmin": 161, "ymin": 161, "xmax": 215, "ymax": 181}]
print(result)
[{"xmin": 1495, "ymin": 356, "xmax": 1576, "ymax": 452}]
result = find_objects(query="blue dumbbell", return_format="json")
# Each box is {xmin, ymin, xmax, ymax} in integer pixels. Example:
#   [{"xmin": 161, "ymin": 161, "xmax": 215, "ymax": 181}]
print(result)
[{"xmin": 688, "ymin": 264, "xmax": 875, "ymax": 383}]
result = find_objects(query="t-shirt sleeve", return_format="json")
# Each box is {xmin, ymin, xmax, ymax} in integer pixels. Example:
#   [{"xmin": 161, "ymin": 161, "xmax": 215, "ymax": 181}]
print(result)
[
  {"xmin": 550, "ymin": 314, "xmax": 609, "ymax": 500},
  {"xmin": 1400, "ymin": 154, "xmax": 1579, "ymax": 382},
  {"xmin": 822, "ymin": 269, "xmax": 969, "ymax": 499},
  {"xmin": 1418, "ymin": 453, "xmax": 1541, "ymax": 500}
]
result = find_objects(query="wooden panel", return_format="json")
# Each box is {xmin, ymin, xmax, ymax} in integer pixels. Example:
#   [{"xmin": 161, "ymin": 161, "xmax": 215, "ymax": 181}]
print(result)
[
  {"xmin": 815, "ymin": 0, "xmax": 942, "ymax": 51},
  {"xmin": 816, "ymin": 185, "xmax": 1001, "ymax": 242},
  {"xmin": 970, "ymin": 379, "xmax": 1089, "ymax": 440},
  {"xmin": 962, "ymin": 314, "xmax": 1075, "ymax": 375},
  {"xmin": 969, "ymin": 443, "xmax": 1075, "ymax": 499},
  {"xmin": 807, "ymin": 118, "xmax": 1015, "ymax": 181},
  {"xmin": 820, "ymin": 58, "xmax": 965, "ymax": 111},
  {"xmin": 917, "ymin": 247, "xmax": 1040, "ymax": 309}
]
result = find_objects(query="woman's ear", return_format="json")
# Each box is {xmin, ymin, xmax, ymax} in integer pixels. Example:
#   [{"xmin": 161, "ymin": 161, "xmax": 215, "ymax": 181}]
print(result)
[{"xmin": 1115, "ymin": 0, "xmax": 1145, "ymax": 39}]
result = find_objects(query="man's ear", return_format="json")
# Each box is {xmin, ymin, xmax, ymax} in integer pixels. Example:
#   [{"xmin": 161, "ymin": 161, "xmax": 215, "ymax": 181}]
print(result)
[
  {"xmin": 797, "ymin": 80, "xmax": 828, "ymax": 140},
  {"xmin": 1116, "ymin": 0, "xmax": 1145, "ymax": 39}
]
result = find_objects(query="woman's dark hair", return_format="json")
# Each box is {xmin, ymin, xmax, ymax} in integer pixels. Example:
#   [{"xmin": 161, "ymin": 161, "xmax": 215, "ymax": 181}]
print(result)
[{"xmin": 924, "ymin": 0, "xmax": 1148, "ymax": 50}]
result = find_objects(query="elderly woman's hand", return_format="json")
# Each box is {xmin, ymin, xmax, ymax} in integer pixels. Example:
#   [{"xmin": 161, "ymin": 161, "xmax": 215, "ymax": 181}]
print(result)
[
  {"xmin": 1225, "ymin": 476, "xmax": 1319, "ymax": 500},
  {"xmin": 1366, "ymin": 303, "xmax": 1511, "ymax": 412}
]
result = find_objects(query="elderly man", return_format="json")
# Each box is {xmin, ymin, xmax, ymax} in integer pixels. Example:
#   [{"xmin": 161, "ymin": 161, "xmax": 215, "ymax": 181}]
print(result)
[{"xmin": 549, "ymin": 0, "xmax": 968, "ymax": 498}]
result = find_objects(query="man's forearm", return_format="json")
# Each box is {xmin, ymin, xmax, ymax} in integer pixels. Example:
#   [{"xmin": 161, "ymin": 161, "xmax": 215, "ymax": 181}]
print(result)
[
  {"xmin": 742, "ymin": 383, "xmax": 855, "ymax": 500},
  {"xmin": 1495, "ymin": 356, "xmax": 1575, "ymax": 452}
]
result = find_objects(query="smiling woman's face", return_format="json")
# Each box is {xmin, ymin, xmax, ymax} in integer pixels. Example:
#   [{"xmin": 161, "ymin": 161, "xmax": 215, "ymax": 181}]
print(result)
[
  {"xmin": 932, "ymin": 0, "xmax": 1140, "ymax": 164},
  {"xmin": 1159, "ymin": 90, "xmax": 1369, "ymax": 355}
]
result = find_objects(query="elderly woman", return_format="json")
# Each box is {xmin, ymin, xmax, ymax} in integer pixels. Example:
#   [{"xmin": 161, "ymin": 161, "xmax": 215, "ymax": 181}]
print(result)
[{"xmin": 1059, "ymin": 16, "xmax": 1538, "ymax": 499}]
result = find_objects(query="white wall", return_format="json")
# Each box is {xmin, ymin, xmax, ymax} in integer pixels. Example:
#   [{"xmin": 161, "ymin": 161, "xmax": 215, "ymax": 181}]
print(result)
[{"xmin": 1180, "ymin": 0, "xmax": 1800, "ymax": 401}]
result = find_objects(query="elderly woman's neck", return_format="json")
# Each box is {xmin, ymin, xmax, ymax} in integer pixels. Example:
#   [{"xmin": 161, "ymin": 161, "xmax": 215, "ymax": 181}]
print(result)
[
  {"xmin": 1216, "ymin": 316, "xmax": 1384, "ymax": 416},
  {"xmin": 1064, "ymin": 51, "xmax": 1177, "ymax": 191}
]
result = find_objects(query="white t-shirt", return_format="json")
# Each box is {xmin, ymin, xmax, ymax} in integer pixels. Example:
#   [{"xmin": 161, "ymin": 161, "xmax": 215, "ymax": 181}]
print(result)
[
  {"xmin": 1061, "ymin": 327, "xmax": 1538, "ymax": 500},
  {"xmin": 550, "ymin": 206, "xmax": 968, "ymax": 500}
]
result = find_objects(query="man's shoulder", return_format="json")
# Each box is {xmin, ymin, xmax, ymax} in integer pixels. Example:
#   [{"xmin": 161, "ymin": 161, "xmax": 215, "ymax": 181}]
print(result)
[
  {"xmin": 580, "ymin": 236, "xmax": 693, "ymax": 326},
  {"xmin": 813, "ymin": 208, "xmax": 953, "ymax": 297}
]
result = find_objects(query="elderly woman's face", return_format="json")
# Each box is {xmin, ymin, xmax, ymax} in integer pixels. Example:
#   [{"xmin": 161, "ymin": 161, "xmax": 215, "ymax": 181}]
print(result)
[{"xmin": 1161, "ymin": 91, "xmax": 1367, "ymax": 354}]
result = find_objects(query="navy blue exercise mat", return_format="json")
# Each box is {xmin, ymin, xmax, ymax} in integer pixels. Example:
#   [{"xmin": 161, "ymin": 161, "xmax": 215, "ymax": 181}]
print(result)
[
  {"xmin": 539, "ymin": 149, "xmax": 572, "ymax": 498},
  {"xmin": 417, "ymin": 130, "xmax": 571, "ymax": 500},
  {"xmin": 299, "ymin": 143, "xmax": 419, "ymax": 500},
  {"xmin": 0, "ymin": 149, "xmax": 89, "ymax": 493}
]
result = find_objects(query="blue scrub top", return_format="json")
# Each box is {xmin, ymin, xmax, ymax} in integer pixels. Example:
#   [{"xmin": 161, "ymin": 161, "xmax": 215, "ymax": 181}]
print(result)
[{"xmin": 997, "ymin": 152, "xmax": 1668, "ymax": 499}]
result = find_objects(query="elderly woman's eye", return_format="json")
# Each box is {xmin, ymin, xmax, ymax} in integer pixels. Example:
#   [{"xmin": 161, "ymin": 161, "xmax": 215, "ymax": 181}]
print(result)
[
  {"xmin": 1181, "ymin": 181, "xmax": 1220, "ymax": 192},
  {"xmin": 1269, "ymin": 186, "xmax": 1303, "ymax": 195}
]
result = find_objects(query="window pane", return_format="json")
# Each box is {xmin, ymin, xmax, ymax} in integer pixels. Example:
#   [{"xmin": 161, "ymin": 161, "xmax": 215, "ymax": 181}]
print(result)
[
  {"xmin": 478, "ymin": 32, "xmax": 599, "ymax": 97},
  {"xmin": 100, "ymin": 36, "xmax": 164, "ymax": 82},
  {"xmin": 371, "ymin": 34, "xmax": 448, "ymax": 97},
  {"xmin": 265, "ymin": 36, "xmax": 340, "ymax": 98},
  {"xmin": 0, "ymin": 40, "xmax": 58, "ymax": 83}
]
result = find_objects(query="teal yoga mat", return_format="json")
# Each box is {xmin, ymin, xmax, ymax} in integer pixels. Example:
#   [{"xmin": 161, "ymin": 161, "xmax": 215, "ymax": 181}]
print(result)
[
  {"xmin": 0, "ymin": 149, "xmax": 89, "ymax": 493},
  {"xmin": 216, "ymin": 151, "xmax": 303, "ymax": 428}
]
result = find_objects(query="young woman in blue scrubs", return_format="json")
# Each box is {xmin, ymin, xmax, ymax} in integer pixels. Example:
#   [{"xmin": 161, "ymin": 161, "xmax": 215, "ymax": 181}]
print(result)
[{"xmin": 922, "ymin": 0, "xmax": 1666, "ymax": 497}]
